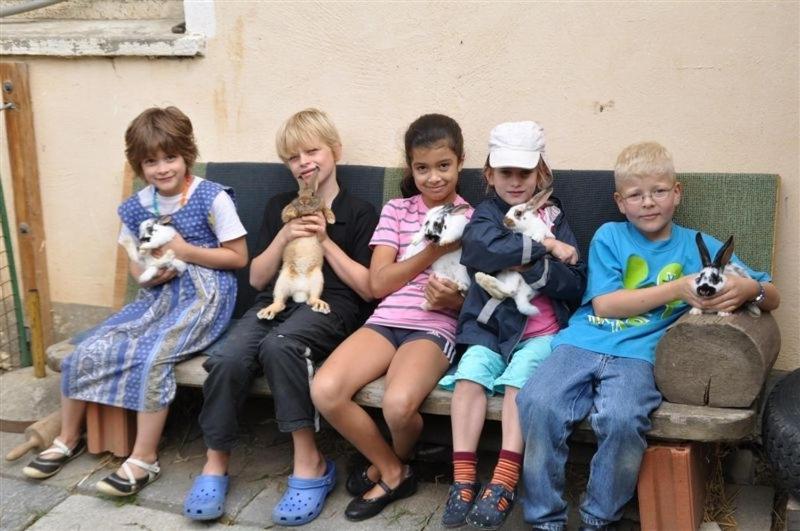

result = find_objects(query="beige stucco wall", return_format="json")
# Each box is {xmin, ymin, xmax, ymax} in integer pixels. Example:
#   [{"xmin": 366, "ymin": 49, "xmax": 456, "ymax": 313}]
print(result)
[{"xmin": 1, "ymin": 2, "xmax": 798, "ymax": 369}]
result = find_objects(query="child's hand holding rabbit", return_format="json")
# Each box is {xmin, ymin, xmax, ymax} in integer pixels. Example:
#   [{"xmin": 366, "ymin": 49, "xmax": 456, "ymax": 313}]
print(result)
[
  {"xmin": 689, "ymin": 274, "xmax": 760, "ymax": 315},
  {"xmin": 543, "ymin": 237, "xmax": 579, "ymax": 265},
  {"xmin": 152, "ymin": 232, "xmax": 189, "ymax": 260},
  {"xmin": 424, "ymin": 273, "xmax": 464, "ymax": 311},
  {"xmin": 280, "ymin": 211, "xmax": 330, "ymax": 244}
]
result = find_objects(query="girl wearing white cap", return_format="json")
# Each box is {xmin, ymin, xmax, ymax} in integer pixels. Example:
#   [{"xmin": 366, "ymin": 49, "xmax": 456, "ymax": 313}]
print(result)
[{"xmin": 439, "ymin": 121, "xmax": 587, "ymax": 529}]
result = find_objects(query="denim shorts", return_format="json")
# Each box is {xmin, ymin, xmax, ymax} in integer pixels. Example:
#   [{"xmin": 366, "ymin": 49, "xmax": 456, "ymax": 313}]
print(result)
[
  {"xmin": 438, "ymin": 335, "xmax": 554, "ymax": 395},
  {"xmin": 364, "ymin": 324, "xmax": 457, "ymax": 363}
]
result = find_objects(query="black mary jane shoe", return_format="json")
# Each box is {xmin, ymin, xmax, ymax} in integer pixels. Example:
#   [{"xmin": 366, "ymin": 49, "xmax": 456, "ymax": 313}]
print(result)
[
  {"xmin": 346, "ymin": 462, "xmax": 377, "ymax": 496},
  {"xmin": 344, "ymin": 468, "xmax": 418, "ymax": 521}
]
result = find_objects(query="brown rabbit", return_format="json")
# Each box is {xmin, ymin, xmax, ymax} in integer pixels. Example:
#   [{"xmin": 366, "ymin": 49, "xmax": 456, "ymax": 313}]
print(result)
[{"xmin": 257, "ymin": 166, "xmax": 336, "ymax": 320}]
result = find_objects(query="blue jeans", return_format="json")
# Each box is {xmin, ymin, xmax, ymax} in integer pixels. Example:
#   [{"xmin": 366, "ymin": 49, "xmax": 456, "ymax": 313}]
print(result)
[{"xmin": 516, "ymin": 344, "xmax": 662, "ymax": 529}]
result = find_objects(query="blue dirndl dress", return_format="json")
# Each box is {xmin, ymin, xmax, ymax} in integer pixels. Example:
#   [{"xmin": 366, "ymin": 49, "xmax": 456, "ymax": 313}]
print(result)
[{"xmin": 61, "ymin": 179, "xmax": 237, "ymax": 412}]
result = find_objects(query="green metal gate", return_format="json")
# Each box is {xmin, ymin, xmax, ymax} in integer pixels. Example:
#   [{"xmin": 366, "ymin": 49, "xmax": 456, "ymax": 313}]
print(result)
[{"xmin": 0, "ymin": 171, "xmax": 30, "ymax": 368}]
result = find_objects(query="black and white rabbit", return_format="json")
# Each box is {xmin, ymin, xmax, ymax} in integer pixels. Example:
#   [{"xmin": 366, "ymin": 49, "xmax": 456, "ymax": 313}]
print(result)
[
  {"xmin": 474, "ymin": 189, "xmax": 554, "ymax": 316},
  {"xmin": 120, "ymin": 215, "xmax": 187, "ymax": 284},
  {"xmin": 402, "ymin": 203, "xmax": 471, "ymax": 310},
  {"xmin": 690, "ymin": 232, "xmax": 760, "ymax": 316}
]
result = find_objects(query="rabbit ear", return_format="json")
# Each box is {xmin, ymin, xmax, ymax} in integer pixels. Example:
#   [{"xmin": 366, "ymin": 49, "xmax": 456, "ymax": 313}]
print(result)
[
  {"xmin": 695, "ymin": 232, "xmax": 712, "ymax": 267},
  {"xmin": 310, "ymin": 164, "xmax": 320, "ymax": 192},
  {"xmin": 527, "ymin": 189, "xmax": 553, "ymax": 211},
  {"xmin": 450, "ymin": 203, "xmax": 470, "ymax": 215},
  {"xmin": 439, "ymin": 203, "xmax": 456, "ymax": 214},
  {"xmin": 157, "ymin": 215, "xmax": 173, "ymax": 225},
  {"xmin": 713, "ymin": 236, "xmax": 735, "ymax": 269}
]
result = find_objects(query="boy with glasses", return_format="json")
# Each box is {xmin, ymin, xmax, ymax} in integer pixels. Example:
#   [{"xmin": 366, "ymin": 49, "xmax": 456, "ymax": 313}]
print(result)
[{"xmin": 516, "ymin": 141, "xmax": 779, "ymax": 530}]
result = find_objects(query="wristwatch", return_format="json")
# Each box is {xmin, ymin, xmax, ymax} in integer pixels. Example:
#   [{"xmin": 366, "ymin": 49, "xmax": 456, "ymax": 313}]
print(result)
[{"xmin": 752, "ymin": 282, "xmax": 766, "ymax": 305}]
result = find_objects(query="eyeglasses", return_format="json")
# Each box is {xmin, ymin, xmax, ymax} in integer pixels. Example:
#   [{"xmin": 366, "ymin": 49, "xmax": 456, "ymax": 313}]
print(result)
[{"xmin": 622, "ymin": 186, "xmax": 674, "ymax": 205}]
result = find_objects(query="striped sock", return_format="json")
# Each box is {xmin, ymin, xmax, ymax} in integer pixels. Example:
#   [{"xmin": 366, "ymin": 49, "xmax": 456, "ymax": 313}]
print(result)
[
  {"xmin": 485, "ymin": 450, "xmax": 522, "ymax": 510},
  {"xmin": 452, "ymin": 451, "xmax": 478, "ymax": 502}
]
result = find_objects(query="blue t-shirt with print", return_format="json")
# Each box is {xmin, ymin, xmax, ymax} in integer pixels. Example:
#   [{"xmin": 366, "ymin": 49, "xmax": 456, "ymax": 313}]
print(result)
[{"xmin": 551, "ymin": 222, "xmax": 770, "ymax": 364}]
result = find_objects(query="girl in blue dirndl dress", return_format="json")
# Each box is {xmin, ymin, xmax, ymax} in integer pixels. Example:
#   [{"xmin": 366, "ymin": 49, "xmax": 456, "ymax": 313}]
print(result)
[
  {"xmin": 23, "ymin": 106, "xmax": 248, "ymax": 498},
  {"xmin": 61, "ymin": 178, "xmax": 238, "ymax": 411}
]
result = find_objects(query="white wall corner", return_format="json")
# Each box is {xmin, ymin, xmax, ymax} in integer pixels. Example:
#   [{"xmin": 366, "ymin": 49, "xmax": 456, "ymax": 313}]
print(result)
[{"xmin": 184, "ymin": 0, "xmax": 215, "ymax": 38}]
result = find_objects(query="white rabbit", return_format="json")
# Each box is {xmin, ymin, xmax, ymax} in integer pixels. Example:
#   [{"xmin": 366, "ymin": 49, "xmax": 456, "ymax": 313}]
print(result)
[
  {"xmin": 402, "ymin": 203, "xmax": 471, "ymax": 310},
  {"xmin": 120, "ymin": 215, "xmax": 187, "ymax": 284},
  {"xmin": 689, "ymin": 232, "xmax": 760, "ymax": 316},
  {"xmin": 474, "ymin": 189, "xmax": 555, "ymax": 316}
]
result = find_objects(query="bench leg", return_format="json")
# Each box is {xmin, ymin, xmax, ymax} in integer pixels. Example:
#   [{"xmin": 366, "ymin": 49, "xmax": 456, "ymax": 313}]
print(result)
[
  {"xmin": 85, "ymin": 403, "xmax": 136, "ymax": 457},
  {"xmin": 637, "ymin": 442, "xmax": 710, "ymax": 531}
]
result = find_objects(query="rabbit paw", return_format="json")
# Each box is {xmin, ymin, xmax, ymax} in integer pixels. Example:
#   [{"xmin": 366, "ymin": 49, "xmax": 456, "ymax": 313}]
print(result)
[
  {"xmin": 718, "ymin": 311, "xmax": 732, "ymax": 317},
  {"xmin": 257, "ymin": 302, "xmax": 285, "ymax": 320},
  {"xmin": 308, "ymin": 299, "xmax": 330, "ymax": 314},
  {"xmin": 475, "ymin": 272, "xmax": 511, "ymax": 300},
  {"xmin": 689, "ymin": 307, "xmax": 703, "ymax": 315}
]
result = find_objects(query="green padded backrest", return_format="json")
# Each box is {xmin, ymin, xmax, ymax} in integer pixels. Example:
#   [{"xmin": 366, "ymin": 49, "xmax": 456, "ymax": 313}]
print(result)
[{"xmin": 674, "ymin": 173, "xmax": 778, "ymax": 275}]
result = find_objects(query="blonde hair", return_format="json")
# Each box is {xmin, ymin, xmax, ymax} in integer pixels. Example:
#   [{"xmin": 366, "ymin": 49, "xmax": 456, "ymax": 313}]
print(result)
[
  {"xmin": 125, "ymin": 106, "xmax": 198, "ymax": 178},
  {"xmin": 275, "ymin": 108, "xmax": 341, "ymax": 162},
  {"xmin": 614, "ymin": 142, "xmax": 675, "ymax": 188}
]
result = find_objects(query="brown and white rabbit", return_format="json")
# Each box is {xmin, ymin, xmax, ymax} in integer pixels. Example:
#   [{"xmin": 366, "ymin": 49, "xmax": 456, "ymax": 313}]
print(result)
[
  {"xmin": 120, "ymin": 215, "xmax": 187, "ymax": 284},
  {"xmin": 690, "ymin": 232, "xmax": 760, "ymax": 316},
  {"xmin": 257, "ymin": 166, "xmax": 336, "ymax": 320},
  {"xmin": 402, "ymin": 203, "xmax": 471, "ymax": 310},
  {"xmin": 474, "ymin": 189, "xmax": 554, "ymax": 316}
]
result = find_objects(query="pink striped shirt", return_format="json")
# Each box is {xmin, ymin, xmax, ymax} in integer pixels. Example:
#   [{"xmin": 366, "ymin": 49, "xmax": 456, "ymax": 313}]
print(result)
[{"xmin": 366, "ymin": 194, "xmax": 473, "ymax": 345}]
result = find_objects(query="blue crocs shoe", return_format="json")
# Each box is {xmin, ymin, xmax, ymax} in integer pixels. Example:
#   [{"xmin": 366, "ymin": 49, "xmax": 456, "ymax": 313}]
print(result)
[
  {"xmin": 272, "ymin": 459, "xmax": 336, "ymax": 526},
  {"xmin": 184, "ymin": 474, "xmax": 229, "ymax": 521}
]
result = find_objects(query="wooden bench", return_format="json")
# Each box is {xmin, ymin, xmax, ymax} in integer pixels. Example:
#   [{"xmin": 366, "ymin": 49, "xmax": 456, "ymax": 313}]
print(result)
[{"xmin": 47, "ymin": 163, "xmax": 782, "ymax": 529}]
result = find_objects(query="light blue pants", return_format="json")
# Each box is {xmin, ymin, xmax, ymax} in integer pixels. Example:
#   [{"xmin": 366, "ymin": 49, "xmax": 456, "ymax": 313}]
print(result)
[{"xmin": 516, "ymin": 344, "xmax": 662, "ymax": 529}]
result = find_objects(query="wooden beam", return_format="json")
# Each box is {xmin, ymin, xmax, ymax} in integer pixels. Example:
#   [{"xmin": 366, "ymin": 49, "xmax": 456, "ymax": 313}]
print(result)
[
  {"xmin": 0, "ymin": 62, "xmax": 53, "ymax": 348},
  {"xmin": 112, "ymin": 163, "xmax": 135, "ymax": 309}
]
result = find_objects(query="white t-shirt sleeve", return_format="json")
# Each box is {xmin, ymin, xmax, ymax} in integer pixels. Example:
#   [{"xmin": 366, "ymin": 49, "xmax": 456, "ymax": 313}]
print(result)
[
  {"xmin": 117, "ymin": 223, "xmax": 136, "ymax": 246},
  {"xmin": 210, "ymin": 191, "xmax": 247, "ymax": 243}
]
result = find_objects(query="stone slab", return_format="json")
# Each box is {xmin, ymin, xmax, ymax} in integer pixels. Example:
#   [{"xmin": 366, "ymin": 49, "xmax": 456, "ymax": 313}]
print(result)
[
  {"xmin": 786, "ymin": 496, "xmax": 799, "ymax": 531},
  {"xmin": 0, "ymin": 476, "xmax": 68, "ymax": 531},
  {"xmin": 236, "ymin": 470, "xmax": 459, "ymax": 530},
  {"xmin": 25, "ymin": 494, "xmax": 263, "ymax": 530},
  {"xmin": 728, "ymin": 484, "xmax": 774, "ymax": 531},
  {"xmin": 0, "ymin": 368, "xmax": 62, "ymax": 431}
]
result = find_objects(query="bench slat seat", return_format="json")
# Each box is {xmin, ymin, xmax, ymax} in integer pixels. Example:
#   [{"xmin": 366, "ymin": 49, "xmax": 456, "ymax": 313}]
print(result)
[
  {"xmin": 172, "ymin": 354, "xmax": 756, "ymax": 442},
  {"xmin": 47, "ymin": 341, "xmax": 758, "ymax": 443}
]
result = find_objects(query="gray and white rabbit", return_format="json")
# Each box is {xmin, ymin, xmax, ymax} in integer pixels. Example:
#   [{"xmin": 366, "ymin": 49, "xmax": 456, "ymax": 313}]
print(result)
[
  {"xmin": 120, "ymin": 215, "xmax": 187, "ymax": 284},
  {"xmin": 690, "ymin": 232, "xmax": 760, "ymax": 316},
  {"xmin": 474, "ymin": 189, "xmax": 554, "ymax": 316},
  {"xmin": 402, "ymin": 203, "xmax": 471, "ymax": 310}
]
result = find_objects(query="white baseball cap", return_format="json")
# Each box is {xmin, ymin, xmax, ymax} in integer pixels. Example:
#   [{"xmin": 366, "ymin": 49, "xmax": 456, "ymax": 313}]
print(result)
[{"xmin": 488, "ymin": 121, "xmax": 547, "ymax": 169}]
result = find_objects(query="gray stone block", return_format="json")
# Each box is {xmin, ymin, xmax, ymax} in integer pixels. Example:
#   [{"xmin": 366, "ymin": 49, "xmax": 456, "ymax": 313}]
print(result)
[
  {"xmin": 0, "ymin": 476, "xmax": 68, "ymax": 531},
  {"xmin": 786, "ymin": 496, "xmax": 799, "ymax": 531},
  {"xmin": 728, "ymin": 484, "xmax": 774, "ymax": 531},
  {"xmin": 25, "ymin": 494, "xmax": 262, "ymax": 530}
]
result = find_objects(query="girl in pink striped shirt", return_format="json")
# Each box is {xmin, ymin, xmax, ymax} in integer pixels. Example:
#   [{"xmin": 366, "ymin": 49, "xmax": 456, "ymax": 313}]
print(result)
[{"xmin": 312, "ymin": 114, "xmax": 473, "ymax": 521}]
